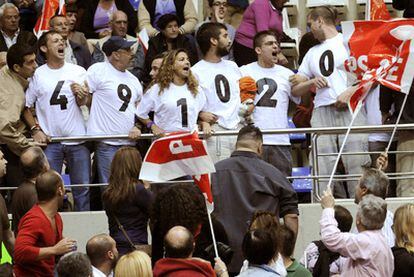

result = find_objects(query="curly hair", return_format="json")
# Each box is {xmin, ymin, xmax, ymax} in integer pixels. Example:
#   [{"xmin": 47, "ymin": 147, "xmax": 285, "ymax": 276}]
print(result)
[
  {"xmin": 154, "ymin": 49, "xmax": 198, "ymax": 96},
  {"xmin": 150, "ymin": 183, "xmax": 207, "ymax": 237}
]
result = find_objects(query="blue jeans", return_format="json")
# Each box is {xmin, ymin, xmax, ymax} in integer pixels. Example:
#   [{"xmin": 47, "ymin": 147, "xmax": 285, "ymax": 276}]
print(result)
[
  {"xmin": 95, "ymin": 142, "xmax": 122, "ymax": 184},
  {"xmin": 44, "ymin": 143, "xmax": 91, "ymax": 211}
]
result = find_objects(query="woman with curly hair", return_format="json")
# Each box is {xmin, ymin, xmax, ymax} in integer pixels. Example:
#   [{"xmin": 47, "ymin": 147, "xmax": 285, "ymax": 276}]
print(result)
[
  {"xmin": 392, "ymin": 203, "xmax": 414, "ymax": 277},
  {"xmin": 150, "ymin": 183, "xmax": 229, "ymax": 266},
  {"xmin": 136, "ymin": 49, "xmax": 210, "ymax": 137},
  {"xmin": 102, "ymin": 147, "xmax": 153, "ymax": 256}
]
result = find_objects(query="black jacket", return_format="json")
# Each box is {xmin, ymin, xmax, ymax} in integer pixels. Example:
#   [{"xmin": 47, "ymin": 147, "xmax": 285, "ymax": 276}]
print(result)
[
  {"xmin": 0, "ymin": 30, "xmax": 37, "ymax": 52},
  {"xmin": 142, "ymin": 0, "xmax": 186, "ymax": 27},
  {"xmin": 392, "ymin": 247, "xmax": 414, "ymax": 277},
  {"xmin": 380, "ymin": 83, "xmax": 414, "ymax": 124},
  {"xmin": 393, "ymin": 0, "xmax": 414, "ymax": 18}
]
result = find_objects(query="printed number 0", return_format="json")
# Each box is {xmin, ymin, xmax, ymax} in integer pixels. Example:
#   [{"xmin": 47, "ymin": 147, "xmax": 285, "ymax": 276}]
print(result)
[
  {"xmin": 117, "ymin": 84, "xmax": 132, "ymax": 112},
  {"xmin": 319, "ymin": 50, "xmax": 334, "ymax": 77},
  {"xmin": 177, "ymin": 98, "xmax": 188, "ymax": 127},
  {"xmin": 50, "ymin": 81, "xmax": 68, "ymax": 110},
  {"xmin": 256, "ymin": 78, "xmax": 277, "ymax": 108},
  {"xmin": 215, "ymin": 74, "xmax": 230, "ymax": 103}
]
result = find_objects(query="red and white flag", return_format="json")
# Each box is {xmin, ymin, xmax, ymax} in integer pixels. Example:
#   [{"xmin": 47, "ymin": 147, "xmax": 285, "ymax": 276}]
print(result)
[
  {"xmin": 140, "ymin": 131, "xmax": 215, "ymax": 204},
  {"xmin": 367, "ymin": 0, "xmax": 391, "ymax": 20},
  {"xmin": 342, "ymin": 19, "xmax": 414, "ymax": 112},
  {"xmin": 34, "ymin": 0, "xmax": 66, "ymax": 37}
]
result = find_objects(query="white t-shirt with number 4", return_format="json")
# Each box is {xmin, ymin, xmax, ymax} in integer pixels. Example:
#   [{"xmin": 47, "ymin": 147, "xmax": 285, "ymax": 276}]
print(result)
[
  {"xmin": 191, "ymin": 59, "xmax": 242, "ymax": 129},
  {"xmin": 298, "ymin": 33, "xmax": 349, "ymax": 108},
  {"xmin": 86, "ymin": 61, "xmax": 143, "ymax": 146},
  {"xmin": 240, "ymin": 62, "xmax": 300, "ymax": 145},
  {"xmin": 136, "ymin": 83, "xmax": 206, "ymax": 133},
  {"xmin": 26, "ymin": 63, "xmax": 87, "ymax": 145}
]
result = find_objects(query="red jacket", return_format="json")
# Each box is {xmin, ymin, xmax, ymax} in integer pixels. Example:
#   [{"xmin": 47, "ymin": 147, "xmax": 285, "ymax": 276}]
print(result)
[
  {"xmin": 14, "ymin": 205, "xmax": 63, "ymax": 277},
  {"xmin": 153, "ymin": 257, "xmax": 216, "ymax": 277}
]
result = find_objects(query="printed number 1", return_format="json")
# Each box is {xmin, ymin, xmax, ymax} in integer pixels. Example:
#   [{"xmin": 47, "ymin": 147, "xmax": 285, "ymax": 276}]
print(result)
[{"xmin": 177, "ymin": 98, "xmax": 188, "ymax": 127}]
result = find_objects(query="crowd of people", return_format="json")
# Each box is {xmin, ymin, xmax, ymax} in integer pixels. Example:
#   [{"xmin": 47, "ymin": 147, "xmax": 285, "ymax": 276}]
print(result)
[{"xmin": 0, "ymin": 0, "xmax": 414, "ymax": 276}]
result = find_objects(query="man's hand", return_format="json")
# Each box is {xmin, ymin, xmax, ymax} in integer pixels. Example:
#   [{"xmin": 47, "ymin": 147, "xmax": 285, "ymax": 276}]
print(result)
[
  {"xmin": 33, "ymin": 130, "xmax": 50, "ymax": 144},
  {"xmin": 277, "ymin": 52, "xmax": 289, "ymax": 66},
  {"xmin": 128, "ymin": 126, "xmax": 141, "ymax": 140},
  {"xmin": 71, "ymin": 82, "xmax": 89, "ymax": 99},
  {"xmin": 376, "ymin": 152, "xmax": 389, "ymax": 171},
  {"xmin": 199, "ymin": 112, "xmax": 218, "ymax": 124},
  {"xmin": 321, "ymin": 188, "xmax": 335, "ymax": 209},
  {"xmin": 98, "ymin": 29, "xmax": 111, "ymax": 38},
  {"xmin": 335, "ymin": 86, "xmax": 357, "ymax": 109},
  {"xmin": 201, "ymin": 121, "xmax": 213, "ymax": 139},
  {"xmin": 53, "ymin": 238, "xmax": 76, "ymax": 256},
  {"xmin": 289, "ymin": 74, "xmax": 308, "ymax": 86},
  {"xmin": 312, "ymin": 77, "xmax": 329, "ymax": 89},
  {"xmin": 151, "ymin": 124, "xmax": 165, "ymax": 137},
  {"xmin": 214, "ymin": 257, "xmax": 229, "ymax": 277}
]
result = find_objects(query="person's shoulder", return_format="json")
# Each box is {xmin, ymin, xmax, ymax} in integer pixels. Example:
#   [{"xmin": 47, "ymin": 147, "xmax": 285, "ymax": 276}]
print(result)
[
  {"xmin": 275, "ymin": 64, "xmax": 294, "ymax": 76},
  {"xmin": 65, "ymin": 62, "xmax": 87, "ymax": 73}
]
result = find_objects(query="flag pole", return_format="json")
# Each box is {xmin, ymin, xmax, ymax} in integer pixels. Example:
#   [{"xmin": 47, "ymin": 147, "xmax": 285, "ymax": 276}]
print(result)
[{"xmin": 205, "ymin": 201, "xmax": 219, "ymax": 258}]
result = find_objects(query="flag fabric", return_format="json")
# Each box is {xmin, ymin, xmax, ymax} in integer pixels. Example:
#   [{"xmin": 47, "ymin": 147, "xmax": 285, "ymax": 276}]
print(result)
[
  {"xmin": 367, "ymin": 0, "xmax": 391, "ymax": 20},
  {"xmin": 34, "ymin": 0, "xmax": 66, "ymax": 37},
  {"xmin": 140, "ymin": 131, "xmax": 215, "ymax": 203},
  {"xmin": 342, "ymin": 20, "xmax": 414, "ymax": 112}
]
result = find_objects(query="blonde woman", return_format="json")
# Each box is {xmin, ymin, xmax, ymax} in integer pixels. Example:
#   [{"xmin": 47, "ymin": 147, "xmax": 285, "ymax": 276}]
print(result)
[
  {"xmin": 136, "ymin": 49, "xmax": 210, "ymax": 137},
  {"xmin": 392, "ymin": 203, "xmax": 414, "ymax": 277},
  {"xmin": 114, "ymin": 250, "xmax": 152, "ymax": 277}
]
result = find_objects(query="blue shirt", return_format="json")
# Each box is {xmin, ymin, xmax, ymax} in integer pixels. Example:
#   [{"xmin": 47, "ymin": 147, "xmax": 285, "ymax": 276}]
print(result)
[{"xmin": 154, "ymin": 0, "xmax": 177, "ymax": 29}]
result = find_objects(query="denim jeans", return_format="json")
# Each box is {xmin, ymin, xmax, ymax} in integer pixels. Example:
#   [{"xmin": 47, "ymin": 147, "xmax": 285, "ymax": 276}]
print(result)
[
  {"xmin": 95, "ymin": 142, "xmax": 123, "ymax": 184},
  {"xmin": 44, "ymin": 143, "xmax": 91, "ymax": 211}
]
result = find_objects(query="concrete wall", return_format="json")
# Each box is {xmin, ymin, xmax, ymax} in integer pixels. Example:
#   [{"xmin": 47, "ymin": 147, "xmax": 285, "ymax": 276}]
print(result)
[{"xmin": 61, "ymin": 198, "xmax": 414, "ymax": 259}]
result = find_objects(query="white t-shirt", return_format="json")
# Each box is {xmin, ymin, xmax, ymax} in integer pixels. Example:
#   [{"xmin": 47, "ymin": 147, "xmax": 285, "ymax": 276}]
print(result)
[
  {"xmin": 191, "ymin": 59, "xmax": 241, "ymax": 129},
  {"xmin": 86, "ymin": 62, "xmax": 143, "ymax": 146},
  {"xmin": 365, "ymin": 86, "xmax": 391, "ymax": 142},
  {"xmin": 136, "ymin": 83, "xmax": 206, "ymax": 133},
  {"xmin": 26, "ymin": 63, "xmax": 87, "ymax": 145},
  {"xmin": 240, "ymin": 62, "xmax": 300, "ymax": 145},
  {"xmin": 298, "ymin": 33, "xmax": 349, "ymax": 108}
]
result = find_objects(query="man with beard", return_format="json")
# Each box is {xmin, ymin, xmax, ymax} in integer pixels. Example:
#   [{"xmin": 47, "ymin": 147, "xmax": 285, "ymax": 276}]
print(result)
[
  {"xmin": 86, "ymin": 234, "xmax": 119, "ymax": 277},
  {"xmin": 14, "ymin": 170, "xmax": 77, "ymax": 277},
  {"xmin": 192, "ymin": 22, "xmax": 242, "ymax": 162}
]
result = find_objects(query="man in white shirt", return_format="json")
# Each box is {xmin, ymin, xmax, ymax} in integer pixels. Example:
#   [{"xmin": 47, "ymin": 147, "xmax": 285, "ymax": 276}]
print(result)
[
  {"xmin": 192, "ymin": 22, "xmax": 242, "ymax": 163},
  {"xmin": 293, "ymin": 6, "xmax": 370, "ymax": 198},
  {"xmin": 86, "ymin": 36, "xmax": 143, "ymax": 184},
  {"xmin": 240, "ymin": 30, "xmax": 301, "ymax": 177},
  {"xmin": 24, "ymin": 31, "xmax": 91, "ymax": 211},
  {"xmin": 86, "ymin": 234, "xmax": 119, "ymax": 277}
]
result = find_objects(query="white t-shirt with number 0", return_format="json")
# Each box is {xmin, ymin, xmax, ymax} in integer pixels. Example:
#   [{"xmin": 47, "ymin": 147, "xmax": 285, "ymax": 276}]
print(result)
[
  {"xmin": 86, "ymin": 61, "xmax": 143, "ymax": 146},
  {"xmin": 240, "ymin": 62, "xmax": 300, "ymax": 145},
  {"xmin": 136, "ymin": 83, "xmax": 206, "ymax": 133},
  {"xmin": 25, "ymin": 63, "xmax": 87, "ymax": 145}
]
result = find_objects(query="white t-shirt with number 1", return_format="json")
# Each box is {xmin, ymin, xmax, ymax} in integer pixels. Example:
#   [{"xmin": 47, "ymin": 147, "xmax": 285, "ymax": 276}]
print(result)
[
  {"xmin": 86, "ymin": 61, "xmax": 143, "ymax": 146},
  {"xmin": 298, "ymin": 33, "xmax": 349, "ymax": 108},
  {"xmin": 25, "ymin": 63, "xmax": 87, "ymax": 145},
  {"xmin": 191, "ymin": 59, "xmax": 242, "ymax": 129},
  {"xmin": 240, "ymin": 62, "xmax": 300, "ymax": 145},
  {"xmin": 136, "ymin": 83, "xmax": 206, "ymax": 133}
]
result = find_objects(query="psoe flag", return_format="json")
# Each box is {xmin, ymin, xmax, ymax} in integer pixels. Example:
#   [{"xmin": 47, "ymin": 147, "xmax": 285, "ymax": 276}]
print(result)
[
  {"xmin": 140, "ymin": 131, "xmax": 215, "ymax": 182},
  {"xmin": 368, "ymin": 0, "xmax": 391, "ymax": 20},
  {"xmin": 34, "ymin": 0, "xmax": 66, "ymax": 37}
]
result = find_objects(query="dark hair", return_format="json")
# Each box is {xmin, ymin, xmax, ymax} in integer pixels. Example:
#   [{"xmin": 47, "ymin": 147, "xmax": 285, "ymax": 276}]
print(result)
[
  {"xmin": 253, "ymin": 30, "xmax": 278, "ymax": 49},
  {"xmin": 277, "ymin": 225, "xmax": 296, "ymax": 258},
  {"xmin": 35, "ymin": 170, "xmax": 62, "ymax": 202},
  {"xmin": 86, "ymin": 234, "xmax": 114, "ymax": 266},
  {"xmin": 208, "ymin": 0, "xmax": 228, "ymax": 6},
  {"xmin": 37, "ymin": 30, "xmax": 60, "ymax": 59},
  {"xmin": 298, "ymin": 32, "xmax": 320, "ymax": 64},
  {"xmin": 157, "ymin": 13, "xmax": 179, "ymax": 30},
  {"xmin": 196, "ymin": 22, "xmax": 227, "ymax": 56},
  {"xmin": 20, "ymin": 147, "xmax": 48, "ymax": 180},
  {"xmin": 236, "ymin": 125, "xmax": 263, "ymax": 144},
  {"xmin": 6, "ymin": 43, "xmax": 35, "ymax": 72},
  {"xmin": 334, "ymin": 205, "xmax": 353, "ymax": 232},
  {"xmin": 56, "ymin": 252, "xmax": 92, "ymax": 277},
  {"xmin": 242, "ymin": 229, "xmax": 277, "ymax": 265},
  {"xmin": 308, "ymin": 5, "xmax": 338, "ymax": 25},
  {"xmin": 164, "ymin": 226, "xmax": 195, "ymax": 258},
  {"xmin": 65, "ymin": 3, "xmax": 78, "ymax": 13}
]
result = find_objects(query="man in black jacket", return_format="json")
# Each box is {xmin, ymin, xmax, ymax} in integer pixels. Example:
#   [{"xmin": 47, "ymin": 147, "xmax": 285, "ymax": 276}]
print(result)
[{"xmin": 393, "ymin": 0, "xmax": 414, "ymax": 18}]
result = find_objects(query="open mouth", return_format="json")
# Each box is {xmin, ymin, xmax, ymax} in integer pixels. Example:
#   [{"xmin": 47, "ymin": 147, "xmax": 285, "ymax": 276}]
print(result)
[
  {"xmin": 183, "ymin": 66, "xmax": 190, "ymax": 72},
  {"xmin": 272, "ymin": 51, "xmax": 277, "ymax": 57},
  {"xmin": 58, "ymin": 48, "xmax": 64, "ymax": 54}
]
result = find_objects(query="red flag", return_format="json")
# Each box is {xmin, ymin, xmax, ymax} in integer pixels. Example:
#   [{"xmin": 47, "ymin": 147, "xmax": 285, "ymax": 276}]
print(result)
[
  {"xmin": 140, "ymin": 131, "xmax": 215, "ymax": 202},
  {"xmin": 369, "ymin": 0, "xmax": 391, "ymax": 20},
  {"xmin": 34, "ymin": 0, "xmax": 66, "ymax": 37},
  {"xmin": 342, "ymin": 20, "xmax": 414, "ymax": 112}
]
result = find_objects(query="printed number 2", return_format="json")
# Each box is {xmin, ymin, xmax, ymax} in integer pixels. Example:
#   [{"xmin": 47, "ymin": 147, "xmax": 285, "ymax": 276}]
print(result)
[
  {"xmin": 215, "ymin": 74, "xmax": 230, "ymax": 103},
  {"xmin": 177, "ymin": 98, "xmax": 188, "ymax": 127},
  {"xmin": 50, "ymin": 81, "xmax": 68, "ymax": 110},
  {"xmin": 117, "ymin": 84, "xmax": 132, "ymax": 112},
  {"xmin": 256, "ymin": 78, "xmax": 277, "ymax": 108}
]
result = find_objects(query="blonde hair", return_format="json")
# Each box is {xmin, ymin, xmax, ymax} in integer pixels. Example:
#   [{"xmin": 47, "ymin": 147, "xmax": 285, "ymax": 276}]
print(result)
[
  {"xmin": 154, "ymin": 49, "xmax": 198, "ymax": 96},
  {"xmin": 114, "ymin": 251, "xmax": 152, "ymax": 277},
  {"xmin": 393, "ymin": 204, "xmax": 414, "ymax": 253}
]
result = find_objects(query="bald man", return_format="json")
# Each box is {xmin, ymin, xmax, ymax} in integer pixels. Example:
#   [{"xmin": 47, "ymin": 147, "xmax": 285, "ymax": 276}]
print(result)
[{"xmin": 86, "ymin": 234, "xmax": 119, "ymax": 277}]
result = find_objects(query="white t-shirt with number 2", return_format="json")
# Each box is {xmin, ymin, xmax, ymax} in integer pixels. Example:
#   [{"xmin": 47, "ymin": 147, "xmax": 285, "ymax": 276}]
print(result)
[
  {"xmin": 86, "ymin": 61, "xmax": 143, "ymax": 146},
  {"xmin": 26, "ymin": 63, "xmax": 87, "ymax": 145},
  {"xmin": 298, "ymin": 33, "xmax": 349, "ymax": 108},
  {"xmin": 136, "ymin": 83, "xmax": 206, "ymax": 133},
  {"xmin": 240, "ymin": 62, "xmax": 300, "ymax": 145},
  {"xmin": 191, "ymin": 59, "xmax": 242, "ymax": 129}
]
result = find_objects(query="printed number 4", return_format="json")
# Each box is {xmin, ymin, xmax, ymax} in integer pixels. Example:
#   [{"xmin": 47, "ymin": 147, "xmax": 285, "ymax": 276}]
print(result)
[{"xmin": 50, "ymin": 81, "xmax": 68, "ymax": 110}]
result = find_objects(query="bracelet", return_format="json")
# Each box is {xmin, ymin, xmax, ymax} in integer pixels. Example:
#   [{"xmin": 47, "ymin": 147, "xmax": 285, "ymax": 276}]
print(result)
[
  {"xmin": 30, "ymin": 124, "xmax": 40, "ymax": 131},
  {"xmin": 146, "ymin": 121, "xmax": 155, "ymax": 129}
]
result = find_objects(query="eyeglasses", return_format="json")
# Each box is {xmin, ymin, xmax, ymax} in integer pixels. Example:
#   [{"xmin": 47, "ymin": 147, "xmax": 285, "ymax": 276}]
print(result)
[{"xmin": 213, "ymin": 2, "xmax": 228, "ymax": 7}]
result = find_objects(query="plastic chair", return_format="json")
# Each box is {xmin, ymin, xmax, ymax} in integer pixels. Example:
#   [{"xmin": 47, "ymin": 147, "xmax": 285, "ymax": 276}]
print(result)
[{"xmin": 292, "ymin": 166, "xmax": 312, "ymax": 193}]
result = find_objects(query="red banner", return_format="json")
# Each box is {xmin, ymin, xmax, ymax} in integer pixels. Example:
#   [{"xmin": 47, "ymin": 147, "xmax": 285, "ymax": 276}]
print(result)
[
  {"xmin": 369, "ymin": 0, "xmax": 391, "ymax": 20},
  {"xmin": 34, "ymin": 0, "xmax": 66, "ymax": 37}
]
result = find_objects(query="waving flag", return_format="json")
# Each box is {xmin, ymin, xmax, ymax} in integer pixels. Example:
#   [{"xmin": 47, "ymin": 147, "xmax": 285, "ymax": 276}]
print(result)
[
  {"xmin": 140, "ymin": 131, "xmax": 215, "ymax": 204},
  {"xmin": 34, "ymin": 0, "xmax": 66, "ymax": 37},
  {"xmin": 367, "ymin": 0, "xmax": 391, "ymax": 20}
]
